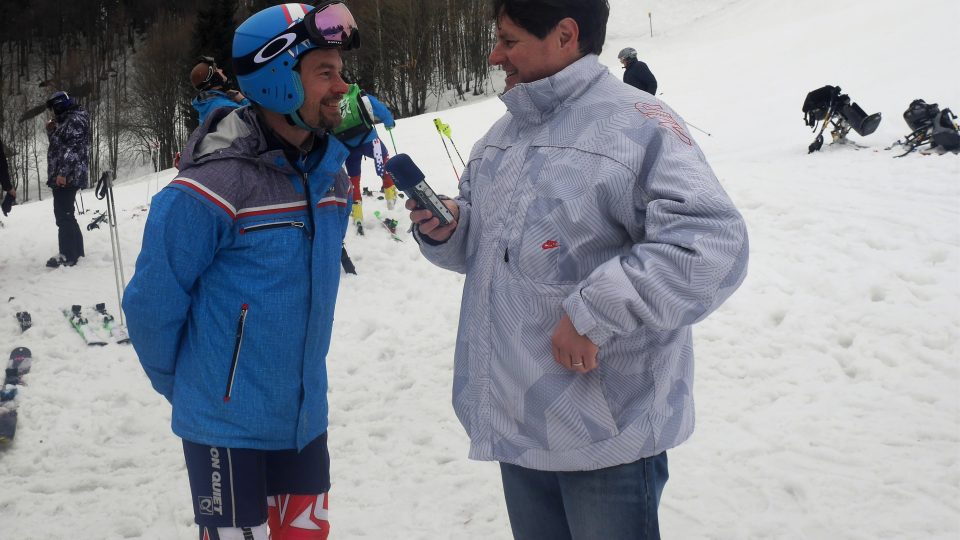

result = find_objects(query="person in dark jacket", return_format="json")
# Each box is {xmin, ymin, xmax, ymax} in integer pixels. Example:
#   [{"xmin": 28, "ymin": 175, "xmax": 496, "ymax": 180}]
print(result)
[
  {"xmin": 45, "ymin": 91, "xmax": 90, "ymax": 268},
  {"xmin": 124, "ymin": 3, "xmax": 359, "ymax": 539},
  {"xmin": 0, "ymin": 138, "xmax": 15, "ymax": 216},
  {"xmin": 189, "ymin": 56, "xmax": 250, "ymax": 125},
  {"xmin": 618, "ymin": 46, "xmax": 658, "ymax": 95}
]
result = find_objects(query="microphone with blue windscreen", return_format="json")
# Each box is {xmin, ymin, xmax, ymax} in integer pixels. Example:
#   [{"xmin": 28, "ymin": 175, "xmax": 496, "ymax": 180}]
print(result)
[{"xmin": 384, "ymin": 154, "xmax": 455, "ymax": 226}]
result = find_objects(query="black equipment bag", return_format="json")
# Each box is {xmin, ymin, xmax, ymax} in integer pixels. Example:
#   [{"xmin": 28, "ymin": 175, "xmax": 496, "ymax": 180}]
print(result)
[
  {"xmin": 903, "ymin": 99, "xmax": 940, "ymax": 131},
  {"xmin": 931, "ymin": 108, "xmax": 959, "ymax": 151},
  {"xmin": 803, "ymin": 85, "xmax": 841, "ymax": 127}
]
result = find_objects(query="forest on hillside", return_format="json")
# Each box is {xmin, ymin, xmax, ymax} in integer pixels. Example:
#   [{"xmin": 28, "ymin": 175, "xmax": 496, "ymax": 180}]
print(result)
[{"xmin": 0, "ymin": 0, "xmax": 495, "ymax": 202}]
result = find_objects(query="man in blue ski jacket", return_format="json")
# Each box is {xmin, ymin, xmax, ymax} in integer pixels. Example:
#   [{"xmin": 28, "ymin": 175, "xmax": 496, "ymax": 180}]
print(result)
[
  {"xmin": 408, "ymin": 0, "xmax": 748, "ymax": 538},
  {"xmin": 124, "ymin": 3, "xmax": 360, "ymax": 539},
  {"xmin": 189, "ymin": 56, "xmax": 251, "ymax": 125}
]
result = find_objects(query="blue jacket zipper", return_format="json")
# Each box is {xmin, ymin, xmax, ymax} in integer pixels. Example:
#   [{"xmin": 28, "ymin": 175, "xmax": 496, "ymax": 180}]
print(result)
[
  {"xmin": 223, "ymin": 304, "xmax": 249, "ymax": 403},
  {"xmin": 239, "ymin": 221, "xmax": 305, "ymax": 234}
]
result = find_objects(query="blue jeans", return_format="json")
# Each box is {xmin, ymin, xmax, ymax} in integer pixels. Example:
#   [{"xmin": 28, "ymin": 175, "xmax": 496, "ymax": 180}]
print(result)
[{"xmin": 499, "ymin": 452, "xmax": 668, "ymax": 540}]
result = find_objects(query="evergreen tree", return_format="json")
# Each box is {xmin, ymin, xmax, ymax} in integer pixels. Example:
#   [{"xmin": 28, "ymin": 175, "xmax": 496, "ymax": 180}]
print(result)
[
  {"xmin": 187, "ymin": 0, "xmax": 239, "ymax": 131},
  {"xmin": 191, "ymin": 0, "xmax": 238, "ymax": 72}
]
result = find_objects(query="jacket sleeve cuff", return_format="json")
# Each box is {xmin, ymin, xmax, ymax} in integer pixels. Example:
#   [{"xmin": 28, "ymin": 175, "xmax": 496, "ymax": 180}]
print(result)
[{"xmin": 563, "ymin": 288, "xmax": 615, "ymax": 347}]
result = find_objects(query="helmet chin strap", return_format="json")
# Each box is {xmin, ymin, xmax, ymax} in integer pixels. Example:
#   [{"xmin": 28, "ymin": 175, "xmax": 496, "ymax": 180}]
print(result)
[{"xmin": 285, "ymin": 110, "xmax": 326, "ymax": 134}]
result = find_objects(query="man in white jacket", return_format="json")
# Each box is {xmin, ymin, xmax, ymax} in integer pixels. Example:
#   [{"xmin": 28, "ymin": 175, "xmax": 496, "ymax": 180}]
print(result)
[{"xmin": 408, "ymin": 0, "xmax": 749, "ymax": 537}]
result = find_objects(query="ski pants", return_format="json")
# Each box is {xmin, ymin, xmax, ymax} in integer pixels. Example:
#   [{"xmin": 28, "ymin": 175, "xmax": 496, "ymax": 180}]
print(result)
[
  {"xmin": 52, "ymin": 187, "xmax": 84, "ymax": 262},
  {"xmin": 183, "ymin": 433, "xmax": 331, "ymax": 539},
  {"xmin": 345, "ymin": 138, "xmax": 395, "ymax": 195}
]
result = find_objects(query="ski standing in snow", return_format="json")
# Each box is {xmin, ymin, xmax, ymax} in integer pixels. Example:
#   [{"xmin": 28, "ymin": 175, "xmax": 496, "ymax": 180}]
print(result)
[{"xmin": 1, "ymin": 347, "xmax": 33, "ymax": 445}]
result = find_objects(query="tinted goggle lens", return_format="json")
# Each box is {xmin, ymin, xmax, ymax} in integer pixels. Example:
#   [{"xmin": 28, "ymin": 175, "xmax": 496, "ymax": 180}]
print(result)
[{"xmin": 306, "ymin": 2, "xmax": 359, "ymax": 50}]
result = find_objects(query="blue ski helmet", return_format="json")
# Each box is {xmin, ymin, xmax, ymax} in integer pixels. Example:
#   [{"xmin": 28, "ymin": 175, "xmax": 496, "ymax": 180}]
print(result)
[
  {"xmin": 46, "ymin": 91, "xmax": 74, "ymax": 114},
  {"xmin": 233, "ymin": 2, "xmax": 360, "ymax": 116}
]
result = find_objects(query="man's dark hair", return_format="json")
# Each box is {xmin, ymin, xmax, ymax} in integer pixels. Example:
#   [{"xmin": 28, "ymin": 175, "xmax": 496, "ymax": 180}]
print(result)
[{"xmin": 491, "ymin": 0, "xmax": 609, "ymax": 55}]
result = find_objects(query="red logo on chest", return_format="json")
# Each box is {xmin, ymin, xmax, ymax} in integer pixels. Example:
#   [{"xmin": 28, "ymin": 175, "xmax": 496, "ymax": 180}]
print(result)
[{"xmin": 541, "ymin": 240, "xmax": 560, "ymax": 250}]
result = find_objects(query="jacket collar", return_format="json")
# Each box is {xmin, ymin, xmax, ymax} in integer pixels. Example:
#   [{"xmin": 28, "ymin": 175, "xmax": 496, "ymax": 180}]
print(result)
[
  {"xmin": 499, "ymin": 54, "xmax": 605, "ymax": 125},
  {"xmin": 54, "ymin": 105, "xmax": 83, "ymax": 123},
  {"xmin": 180, "ymin": 106, "xmax": 299, "ymax": 176}
]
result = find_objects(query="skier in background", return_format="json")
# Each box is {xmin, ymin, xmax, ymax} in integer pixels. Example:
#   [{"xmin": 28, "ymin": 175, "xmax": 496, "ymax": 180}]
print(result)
[
  {"xmin": 124, "ymin": 2, "xmax": 360, "ymax": 538},
  {"xmin": 618, "ymin": 46, "xmax": 658, "ymax": 95},
  {"xmin": 45, "ymin": 91, "xmax": 90, "ymax": 268},
  {"xmin": 408, "ymin": 0, "xmax": 747, "ymax": 538},
  {"xmin": 0, "ymin": 137, "xmax": 16, "ymax": 216},
  {"xmin": 332, "ymin": 84, "xmax": 397, "ymax": 233},
  {"xmin": 189, "ymin": 56, "xmax": 250, "ymax": 125}
]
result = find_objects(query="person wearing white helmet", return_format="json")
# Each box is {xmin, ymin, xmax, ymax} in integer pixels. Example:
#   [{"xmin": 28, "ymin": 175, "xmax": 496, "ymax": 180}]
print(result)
[
  {"xmin": 618, "ymin": 46, "xmax": 658, "ymax": 95},
  {"xmin": 123, "ymin": 3, "xmax": 359, "ymax": 539}
]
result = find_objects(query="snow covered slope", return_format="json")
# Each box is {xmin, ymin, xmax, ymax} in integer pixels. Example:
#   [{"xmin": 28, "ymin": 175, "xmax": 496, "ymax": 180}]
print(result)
[{"xmin": 0, "ymin": 0, "xmax": 957, "ymax": 538}]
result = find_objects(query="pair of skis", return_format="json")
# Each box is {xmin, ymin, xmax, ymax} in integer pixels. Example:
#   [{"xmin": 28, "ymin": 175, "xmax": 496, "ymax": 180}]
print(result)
[
  {"xmin": 374, "ymin": 211, "xmax": 403, "ymax": 242},
  {"xmin": 63, "ymin": 303, "xmax": 130, "ymax": 346},
  {"xmin": 0, "ymin": 347, "xmax": 32, "ymax": 445},
  {"xmin": 15, "ymin": 311, "xmax": 31, "ymax": 333},
  {"xmin": 353, "ymin": 211, "xmax": 404, "ymax": 243}
]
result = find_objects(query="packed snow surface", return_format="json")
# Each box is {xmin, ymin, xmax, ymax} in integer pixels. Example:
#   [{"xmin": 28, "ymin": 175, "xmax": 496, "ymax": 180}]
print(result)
[{"xmin": 1, "ymin": 0, "xmax": 957, "ymax": 537}]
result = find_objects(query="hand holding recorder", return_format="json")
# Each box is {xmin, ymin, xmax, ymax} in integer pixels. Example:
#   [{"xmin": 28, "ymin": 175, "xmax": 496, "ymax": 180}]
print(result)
[{"xmin": 384, "ymin": 154, "xmax": 459, "ymax": 242}]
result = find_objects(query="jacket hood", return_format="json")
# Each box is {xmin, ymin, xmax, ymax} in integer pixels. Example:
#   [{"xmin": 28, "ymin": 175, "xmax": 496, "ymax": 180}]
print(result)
[
  {"xmin": 54, "ymin": 105, "xmax": 83, "ymax": 123},
  {"xmin": 499, "ymin": 54, "xmax": 606, "ymax": 125}
]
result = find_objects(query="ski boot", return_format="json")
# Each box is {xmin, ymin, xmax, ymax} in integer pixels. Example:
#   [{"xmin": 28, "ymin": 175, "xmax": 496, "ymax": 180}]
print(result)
[
  {"xmin": 383, "ymin": 185, "xmax": 398, "ymax": 210},
  {"xmin": 351, "ymin": 203, "xmax": 364, "ymax": 236}
]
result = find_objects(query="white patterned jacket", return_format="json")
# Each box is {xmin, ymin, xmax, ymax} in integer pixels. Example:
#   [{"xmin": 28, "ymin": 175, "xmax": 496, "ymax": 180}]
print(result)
[{"xmin": 417, "ymin": 54, "xmax": 749, "ymax": 471}]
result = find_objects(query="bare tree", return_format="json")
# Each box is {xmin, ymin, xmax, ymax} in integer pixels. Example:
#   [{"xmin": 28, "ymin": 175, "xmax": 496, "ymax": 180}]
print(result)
[{"xmin": 128, "ymin": 14, "xmax": 193, "ymax": 171}]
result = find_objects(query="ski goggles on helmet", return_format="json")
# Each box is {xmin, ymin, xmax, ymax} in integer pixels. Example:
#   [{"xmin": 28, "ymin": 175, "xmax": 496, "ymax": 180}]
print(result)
[
  {"xmin": 234, "ymin": 1, "xmax": 360, "ymax": 77},
  {"xmin": 192, "ymin": 57, "xmax": 228, "ymax": 91}
]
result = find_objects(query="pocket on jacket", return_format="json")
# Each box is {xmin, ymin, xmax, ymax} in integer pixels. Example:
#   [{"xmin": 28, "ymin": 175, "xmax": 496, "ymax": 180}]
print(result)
[
  {"xmin": 516, "ymin": 198, "xmax": 580, "ymax": 286},
  {"xmin": 236, "ymin": 218, "xmax": 311, "ymax": 267},
  {"xmin": 223, "ymin": 304, "xmax": 249, "ymax": 403},
  {"xmin": 501, "ymin": 369, "xmax": 621, "ymax": 451}
]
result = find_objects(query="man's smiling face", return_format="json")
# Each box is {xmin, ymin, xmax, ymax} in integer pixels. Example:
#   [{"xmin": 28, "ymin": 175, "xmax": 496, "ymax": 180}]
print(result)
[{"xmin": 488, "ymin": 13, "xmax": 572, "ymax": 92}]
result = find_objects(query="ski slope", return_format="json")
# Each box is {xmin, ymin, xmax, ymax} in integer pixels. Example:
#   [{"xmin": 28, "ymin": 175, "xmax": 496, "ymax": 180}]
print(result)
[{"xmin": 1, "ymin": 0, "xmax": 958, "ymax": 538}]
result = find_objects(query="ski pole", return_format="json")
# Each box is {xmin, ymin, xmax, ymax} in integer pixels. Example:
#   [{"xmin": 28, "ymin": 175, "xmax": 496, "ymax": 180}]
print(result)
[
  {"xmin": 686, "ymin": 121, "xmax": 712, "ymax": 137},
  {"xmin": 435, "ymin": 118, "xmax": 466, "ymax": 167},
  {"xmin": 386, "ymin": 127, "xmax": 398, "ymax": 154},
  {"xmin": 75, "ymin": 189, "xmax": 86, "ymax": 214},
  {"xmin": 447, "ymin": 137, "xmax": 466, "ymax": 167},
  {"xmin": 434, "ymin": 120, "xmax": 460, "ymax": 181},
  {"xmin": 100, "ymin": 171, "xmax": 127, "ymax": 324}
]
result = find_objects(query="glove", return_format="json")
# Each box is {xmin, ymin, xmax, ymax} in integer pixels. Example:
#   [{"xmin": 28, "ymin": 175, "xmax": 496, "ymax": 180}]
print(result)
[{"xmin": 1, "ymin": 192, "xmax": 15, "ymax": 216}]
